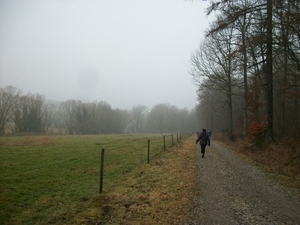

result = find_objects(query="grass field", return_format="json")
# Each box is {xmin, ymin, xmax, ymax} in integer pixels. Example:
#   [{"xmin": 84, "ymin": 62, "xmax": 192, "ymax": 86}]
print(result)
[{"xmin": 0, "ymin": 134, "xmax": 193, "ymax": 225}]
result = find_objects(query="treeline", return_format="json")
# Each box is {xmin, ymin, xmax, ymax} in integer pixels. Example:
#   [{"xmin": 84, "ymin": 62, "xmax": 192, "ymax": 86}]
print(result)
[
  {"xmin": 0, "ymin": 86, "xmax": 199, "ymax": 135},
  {"xmin": 191, "ymin": 0, "xmax": 300, "ymax": 139}
]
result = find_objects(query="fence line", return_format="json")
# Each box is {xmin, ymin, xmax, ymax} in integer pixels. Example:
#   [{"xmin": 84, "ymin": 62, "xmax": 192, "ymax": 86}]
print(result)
[{"xmin": 98, "ymin": 133, "xmax": 191, "ymax": 193}]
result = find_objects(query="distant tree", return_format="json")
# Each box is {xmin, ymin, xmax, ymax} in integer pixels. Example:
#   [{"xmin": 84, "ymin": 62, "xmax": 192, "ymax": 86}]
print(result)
[
  {"xmin": 75, "ymin": 102, "xmax": 91, "ymax": 134},
  {"xmin": 46, "ymin": 100, "xmax": 63, "ymax": 134},
  {"xmin": 13, "ymin": 93, "xmax": 52, "ymax": 133},
  {"xmin": 178, "ymin": 108, "xmax": 189, "ymax": 133},
  {"xmin": 74, "ymin": 101, "xmax": 113, "ymax": 134},
  {"xmin": 60, "ymin": 100, "xmax": 125, "ymax": 134},
  {"xmin": 129, "ymin": 105, "xmax": 148, "ymax": 133},
  {"xmin": 59, "ymin": 100, "xmax": 79, "ymax": 135},
  {"xmin": 195, "ymin": 79, "xmax": 230, "ymax": 133},
  {"xmin": 0, "ymin": 86, "xmax": 22, "ymax": 134},
  {"xmin": 96, "ymin": 101, "xmax": 113, "ymax": 134},
  {"xmin": 110, "ymin": 108, "xmax": 130, "ymax": 133},
  {"xmin": 146, "ymin": 103, "xmax": 170, "ymax": 133},
  {"xmin": 185, "ymin": 108, "xmax": 200, "ymax": 133},
  {"xmin": 166, "ymin": 105, "xmax": 179, "ymax": 133}
]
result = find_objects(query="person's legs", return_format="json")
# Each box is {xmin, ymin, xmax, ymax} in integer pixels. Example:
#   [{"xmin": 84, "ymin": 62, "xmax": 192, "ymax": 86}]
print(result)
[{"xmin": 201, "ymin": 144, "xmax": 206, "ymax": 157}]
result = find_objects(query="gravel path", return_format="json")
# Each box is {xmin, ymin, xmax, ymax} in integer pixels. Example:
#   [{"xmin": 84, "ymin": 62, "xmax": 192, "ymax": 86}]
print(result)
[{"xmin": 188, "ymin": 141, "xmax": 300, "ymax": 225}]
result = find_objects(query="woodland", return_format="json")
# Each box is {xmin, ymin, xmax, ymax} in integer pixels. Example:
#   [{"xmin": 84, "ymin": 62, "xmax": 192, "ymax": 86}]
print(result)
[
  {"xmin": 190, "ymin": 0, "xmax": 300, "ymax": 141},
  {"xmin": 0, "ymin": 85, "xmax": 198, "ymax": 135}
]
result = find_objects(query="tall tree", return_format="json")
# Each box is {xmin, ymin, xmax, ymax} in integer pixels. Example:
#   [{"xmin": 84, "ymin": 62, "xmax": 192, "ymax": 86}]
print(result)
[
  {"xmin": 265, "ymin": 0, "xmax": 274, "ymax": 141},
  {"xmin": 205, "ymin": 0, "xmax": 277, "ymax": 140},
  {"xmin": 190, "ymin": 25, "xmax": 239, "ymax": 135},
  {"xmin": 234, "ymin": 0, "xmax": 254, "ymax": 135}
]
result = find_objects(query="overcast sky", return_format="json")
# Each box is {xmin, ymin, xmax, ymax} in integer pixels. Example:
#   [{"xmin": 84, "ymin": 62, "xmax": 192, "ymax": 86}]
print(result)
[{"xmin": 0, "ymin": 0, "xmax": 212, "ymax": 110}]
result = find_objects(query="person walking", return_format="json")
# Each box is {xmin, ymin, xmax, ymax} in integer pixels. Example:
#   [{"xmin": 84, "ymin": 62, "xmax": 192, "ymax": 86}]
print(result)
[{"xmin": 196, "ymin": 128, "xmax": 209, "ymax": 158}]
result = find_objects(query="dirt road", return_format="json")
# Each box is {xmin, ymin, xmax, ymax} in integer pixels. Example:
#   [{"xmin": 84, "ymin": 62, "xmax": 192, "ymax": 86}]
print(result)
[{"xmin": 189, "ymin": 141, "xmax": 300, "ymax": 225}]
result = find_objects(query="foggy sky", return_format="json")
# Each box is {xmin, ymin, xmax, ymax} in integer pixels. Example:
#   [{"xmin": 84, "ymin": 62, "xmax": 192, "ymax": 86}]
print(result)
[{"xmin": 0, "ymin": 0, "xmax": 211, "ymax": 110}]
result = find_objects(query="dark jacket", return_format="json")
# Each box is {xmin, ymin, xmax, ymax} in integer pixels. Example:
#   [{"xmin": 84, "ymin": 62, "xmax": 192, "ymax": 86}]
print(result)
[{"xmin": 196, "ymin": 131, "xmax": 209, "ymax": 145}]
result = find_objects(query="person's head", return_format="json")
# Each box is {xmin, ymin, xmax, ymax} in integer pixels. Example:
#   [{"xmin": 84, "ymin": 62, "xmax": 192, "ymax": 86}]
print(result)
[{"xmin": 202, "ymin": 128, "xmax": 206, "ymax": 132}]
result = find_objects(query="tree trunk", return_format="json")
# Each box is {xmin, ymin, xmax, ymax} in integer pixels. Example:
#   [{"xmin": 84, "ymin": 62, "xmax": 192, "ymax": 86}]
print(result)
[
  {"xmin": 266, "ymin": 0, "xmax": 274, "ymax": 141},
  {"xmin": 242, "ymin": 12, "xmax": 248, "ymax": 136}
]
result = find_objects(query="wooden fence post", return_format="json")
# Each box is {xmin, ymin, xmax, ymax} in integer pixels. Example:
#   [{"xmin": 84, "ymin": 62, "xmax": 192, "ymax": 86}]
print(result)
[
  {"xmin": 99, "ymin": 148, "xmax": 105, "ymax": 193},
  {"xmin": 147, "ymin": 139, "xmax": 150, "ymax": 163}
]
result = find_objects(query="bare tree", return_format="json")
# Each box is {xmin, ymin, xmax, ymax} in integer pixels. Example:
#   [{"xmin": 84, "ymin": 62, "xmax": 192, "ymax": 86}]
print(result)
[
  {"xmin": 204, "ymin": 0, "xmax": 275, "ymax": 140},
  {"xmin": 129, "ymin": 105, "xmax": 148, "ymax": 133},
  {"xmin": 13, "ymin": 93, "xmax": 51, "ymax": 133},
  {"xmin": 190, "ymin": 25, "xmax": 239, "ymax": 135},
  {"xmin": 0, "ymin": 86, "xmax": 22, "ymax": 134},
  {"xmin": 265, "ymin": 0, "xmax": 274, "ymax": 141},
  {"xmin": 166, "ymin": 105, "xmax": 179, "ymax": 133},
  {"xmin": 146, "ymin": 103, "xmax": 170, "ymax": 133},
  {"xmin": 59, "ymin": 100, "xmax": 79, "ymax": 135},
  {"xmin": 96, "ymin": 101, "xmax": 113, "ymax": 134}
]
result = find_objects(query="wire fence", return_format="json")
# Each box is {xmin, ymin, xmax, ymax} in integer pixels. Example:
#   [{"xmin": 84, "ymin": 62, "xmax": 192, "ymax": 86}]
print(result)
[{"xmin": 97, "ymin": 133, "xmax": 191, "ymax": 193}]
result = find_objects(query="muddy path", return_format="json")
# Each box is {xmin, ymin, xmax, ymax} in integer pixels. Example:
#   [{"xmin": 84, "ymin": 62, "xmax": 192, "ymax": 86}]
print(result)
[{"xmin": 189, "ymin": 141, "xmax": 300, "ymax": 225}]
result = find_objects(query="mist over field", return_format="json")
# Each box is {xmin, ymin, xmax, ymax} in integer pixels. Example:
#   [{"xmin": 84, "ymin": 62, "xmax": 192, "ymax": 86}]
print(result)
[{"xmin": 0, "ymin": 0, "xmax": 211, "ymax": 110}]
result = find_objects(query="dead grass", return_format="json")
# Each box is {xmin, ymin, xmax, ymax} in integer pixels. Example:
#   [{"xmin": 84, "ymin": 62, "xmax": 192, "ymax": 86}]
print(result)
[
  {"xmin": 65, "ymin": 137, "xmax": 198, "ymax": 225},
  {"xmin": 214, "ymin": 134, "xmax": 300, "ymax": 199},
  {"xmin": 0, "ymin": 136, "xmax": 56, "ymax": 146}
]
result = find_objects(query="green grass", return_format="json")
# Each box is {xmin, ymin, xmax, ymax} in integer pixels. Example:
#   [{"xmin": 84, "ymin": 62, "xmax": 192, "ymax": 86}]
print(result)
[{"xmin": 0, "ymin": 134, "xmax": 177, "ymax": 225}]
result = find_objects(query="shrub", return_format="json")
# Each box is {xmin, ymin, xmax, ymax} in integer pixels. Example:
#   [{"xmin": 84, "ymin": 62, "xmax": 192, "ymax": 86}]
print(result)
[{"xmin": 247, "ymin": 121, "xmax": 266, "ymax": 144}]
